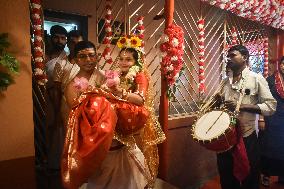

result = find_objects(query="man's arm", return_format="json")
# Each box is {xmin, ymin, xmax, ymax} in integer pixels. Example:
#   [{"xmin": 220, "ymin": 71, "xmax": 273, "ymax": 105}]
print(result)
[
  {"xmin": 239, "ymin": 104, "xmax": 261, "ymax": 114},
  {"xmin": 255, "ymin": 74, "xmax": 277, "ymax": 116}
]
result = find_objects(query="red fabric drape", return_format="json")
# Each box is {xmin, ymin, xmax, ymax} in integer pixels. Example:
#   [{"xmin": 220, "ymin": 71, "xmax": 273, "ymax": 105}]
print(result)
[{"xmin": 61, "ymin": 95, "xmax": 117, "ymax": 189}]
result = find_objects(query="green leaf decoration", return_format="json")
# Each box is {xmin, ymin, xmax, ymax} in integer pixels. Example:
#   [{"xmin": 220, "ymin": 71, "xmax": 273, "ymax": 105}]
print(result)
[
  {"xmin": 0, "ymin": 53, "xmax": 20, "ymax": 73},
  {"xmin": 0, "ymin": 33, "xmax": 20, "ymax": 91},
  {"xmin": 0, "ymin": 72, "xmax": 14, "ymax": 91}
]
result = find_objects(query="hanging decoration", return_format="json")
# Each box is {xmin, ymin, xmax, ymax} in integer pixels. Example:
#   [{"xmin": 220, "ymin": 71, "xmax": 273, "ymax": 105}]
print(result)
[
  {"xmin": 263, "ymin": 37, "xmax": 269, "ymax": 78},
  {"xmin": 30, "ymin": 0, "xmax": 47, "ymax": 85},
  {"xmin": 198, "ymin": 18, "xmax": 205, "ymax": 94},
  {"xmin": 231, "ymin": 27, "xmax": 237, "ymax": 46},
  {"xmin": 202, "ymin": 0, "xmax": 284, "ymax": 30},
  {"xmin": 159, "ymin": 24, "xmax": 184, "ymax": 96},
  {"xmin": 135, "ymin": 16, "xmax": 145, "ymax": 53},
  {"xmin": 102, "ymin": 0, "xmax": 113, "ymax": 64}
]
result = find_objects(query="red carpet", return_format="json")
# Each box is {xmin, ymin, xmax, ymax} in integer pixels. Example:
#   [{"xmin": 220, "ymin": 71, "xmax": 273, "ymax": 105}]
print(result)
[{"xmin": 200, "ymin": 176, "xmax": 284, "ymax": 189}]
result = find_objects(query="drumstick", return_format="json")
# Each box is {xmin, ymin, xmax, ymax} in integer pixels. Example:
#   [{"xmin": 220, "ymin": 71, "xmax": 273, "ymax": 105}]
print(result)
[
  {"xmin": 200, "ymin": 80, "xmax": 226, "ymax": 112},
  {"xmin": 205, "ymin": 111, "xmax": 224, "ymax": 134}
]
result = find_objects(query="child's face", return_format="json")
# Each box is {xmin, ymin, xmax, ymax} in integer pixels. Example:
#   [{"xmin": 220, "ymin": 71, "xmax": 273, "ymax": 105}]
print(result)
[{"xmin": 119, "ymin": 51, "xmax": 135, "ymax": 73}]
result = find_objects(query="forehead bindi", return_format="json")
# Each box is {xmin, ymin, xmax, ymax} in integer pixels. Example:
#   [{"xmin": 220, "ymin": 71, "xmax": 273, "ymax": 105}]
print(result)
[{"xmin": 120, "ymin": 51, "xmax": 133, "ymax": 58}]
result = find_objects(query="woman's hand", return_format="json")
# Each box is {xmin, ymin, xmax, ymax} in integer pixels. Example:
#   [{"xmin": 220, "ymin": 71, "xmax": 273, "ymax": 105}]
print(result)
[{"xmin": 108, "ymin": 85, "xmax": 123, "ymax": 97}]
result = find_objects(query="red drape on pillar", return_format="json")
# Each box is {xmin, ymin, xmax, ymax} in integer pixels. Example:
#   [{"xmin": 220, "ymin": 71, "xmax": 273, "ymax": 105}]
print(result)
[
  {"xmin": 277, "ymin": 30, "xmax": 284, "ymax": 60},
  {"xmin": 158, "ymin": 0, "xmax": 174, "ymax": 180}
]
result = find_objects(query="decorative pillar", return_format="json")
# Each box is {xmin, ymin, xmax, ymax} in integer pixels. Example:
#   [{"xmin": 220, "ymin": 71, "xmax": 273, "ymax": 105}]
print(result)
[{"xmin": 158, "ymin": 0, "xmax": 174, "ymax": 180}]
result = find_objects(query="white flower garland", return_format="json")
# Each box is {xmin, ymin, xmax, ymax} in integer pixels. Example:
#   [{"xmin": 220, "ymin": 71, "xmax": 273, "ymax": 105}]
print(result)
[
  {"xmin": 159, "ymin": 24, "xmax": 185, "ymax": 96},
  {"xmin": 263, "ymin": 37, "xmax": 269, "ymax": 78},
  {"xmin": 102, "ymin": 0, "xmax": 113, "ymax": 64},
  {"xmin": 198, "ymin": 18, "xmax": 205, "ymax": 94},
  {"xmin": 202, "ymin": 0, "xmax": 284, "ymax": 30}
]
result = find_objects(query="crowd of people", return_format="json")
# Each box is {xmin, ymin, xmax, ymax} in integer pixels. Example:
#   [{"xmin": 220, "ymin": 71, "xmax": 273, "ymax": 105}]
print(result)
[{"xmin": 44, "ymin": 25, "xmax": 284, "ymax": 189}]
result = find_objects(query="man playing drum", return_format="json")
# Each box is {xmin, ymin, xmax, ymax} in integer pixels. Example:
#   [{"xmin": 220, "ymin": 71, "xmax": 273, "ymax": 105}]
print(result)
[{"xmin": 215, "ymin": 45, "xmax": 276, "ymax": 189}]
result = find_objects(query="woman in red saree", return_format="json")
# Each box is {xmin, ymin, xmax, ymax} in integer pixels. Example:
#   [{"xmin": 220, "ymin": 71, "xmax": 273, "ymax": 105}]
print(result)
[{"xmin": 62, "ymin": 38, "xmax": 165, "ymax": 189}]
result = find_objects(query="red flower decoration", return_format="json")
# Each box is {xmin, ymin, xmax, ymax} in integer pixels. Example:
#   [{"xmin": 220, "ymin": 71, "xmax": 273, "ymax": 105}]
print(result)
[
  {"xmin": 159, "ymin": 24, "xmax": 184, "ymax": 93},
  {"xmin": 120, "ymin": 38, "xmax": 126, "ymax": 44},
  {"xmin": 131, "ymin": 39, "xmax": 137, "ymax": 45}
]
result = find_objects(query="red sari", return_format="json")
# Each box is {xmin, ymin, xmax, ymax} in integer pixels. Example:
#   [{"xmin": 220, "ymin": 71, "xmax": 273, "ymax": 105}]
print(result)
[{"xmin": 61, "ymin": 72, "xmax": 161, "ymax": 189}]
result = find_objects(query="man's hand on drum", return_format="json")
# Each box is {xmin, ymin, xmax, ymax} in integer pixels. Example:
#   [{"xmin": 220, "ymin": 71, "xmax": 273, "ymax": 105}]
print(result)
[{"xmin": 224, "ymin": 100, "xmax": 237, "ymax": 112}]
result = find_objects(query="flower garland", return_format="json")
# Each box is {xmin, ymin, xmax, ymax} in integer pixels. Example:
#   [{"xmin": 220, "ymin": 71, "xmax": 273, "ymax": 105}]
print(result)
[
  {"xmin": 231, "ymin": 27, "xmax": 237, "ymax": 46},
  {"xmin": 102, "ymin": 0, "xmax": 113, "ymax": 64},
  {"xmin": 263, "ymin": 37, "xmax": 269, "ymax": 78},
  {"xmin": 30, "ymin": 0, "xmax": 47, "ymax": 85},
  {"xmin": 117, "ymin": 35, "xmax": 143, "ymax": 52},
  {"xmin": 202, "ymin": 0, "xmax": 284, "ymax": 30},
  {"xmin": 198, "ymin": 19, "xmax": 205, "ymax": 94},
  {"xmin": 135, "ymin": 16, "xmax": 145, "ymax": 52},
  {"xmin": 159, "ymin": 24, "xmax": 184, "ymax": 96},
  {"xmin": 125, "ymin": 65, "xmax": 140, "ymax": 81}
]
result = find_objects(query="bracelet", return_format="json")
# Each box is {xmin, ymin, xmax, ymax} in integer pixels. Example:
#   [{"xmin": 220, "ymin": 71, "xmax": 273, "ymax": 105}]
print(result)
[{"xmin": 258, "ymin": 119, "xmax": 265, "ymax": 122}]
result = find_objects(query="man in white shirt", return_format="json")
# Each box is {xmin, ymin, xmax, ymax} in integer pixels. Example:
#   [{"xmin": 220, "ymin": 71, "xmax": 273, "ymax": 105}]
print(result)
[
  {"xmin": 217, "ymin": 45, "xmax": 276, "ymax": 189},
  {"xmin": 45, "ymin": 25, "xmax": 79, "ymax": 171}
]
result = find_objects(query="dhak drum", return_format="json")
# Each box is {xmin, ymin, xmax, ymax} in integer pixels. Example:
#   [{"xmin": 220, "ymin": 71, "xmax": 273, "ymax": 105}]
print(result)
[{"xmin": 192, "ymin": 109, "xmax": 238, "ymax": 152}]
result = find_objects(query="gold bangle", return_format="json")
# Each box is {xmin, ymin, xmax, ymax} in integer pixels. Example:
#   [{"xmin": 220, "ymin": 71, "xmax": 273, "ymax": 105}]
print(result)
[{"xmin": 258, "ymin": 119, "xmax": 265, "ymax": 122}]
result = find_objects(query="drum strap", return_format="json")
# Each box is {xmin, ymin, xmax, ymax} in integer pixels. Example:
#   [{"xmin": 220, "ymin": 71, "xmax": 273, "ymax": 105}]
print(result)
[{"xmin": 231, "ymin": 72, "xmax": 250, "ymax": 182}]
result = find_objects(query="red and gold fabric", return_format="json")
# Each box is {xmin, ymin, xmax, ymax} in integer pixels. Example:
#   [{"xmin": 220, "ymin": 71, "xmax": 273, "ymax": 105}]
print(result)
[{"xmin": 61, "ymin": 71, "xmax": 165, "ymax": 188}]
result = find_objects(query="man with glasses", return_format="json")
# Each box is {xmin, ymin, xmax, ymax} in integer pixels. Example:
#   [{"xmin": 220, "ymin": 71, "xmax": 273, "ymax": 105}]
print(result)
[{"xmin": 64, "ymin": 40, "xmax": 105, "ymax": 110}]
